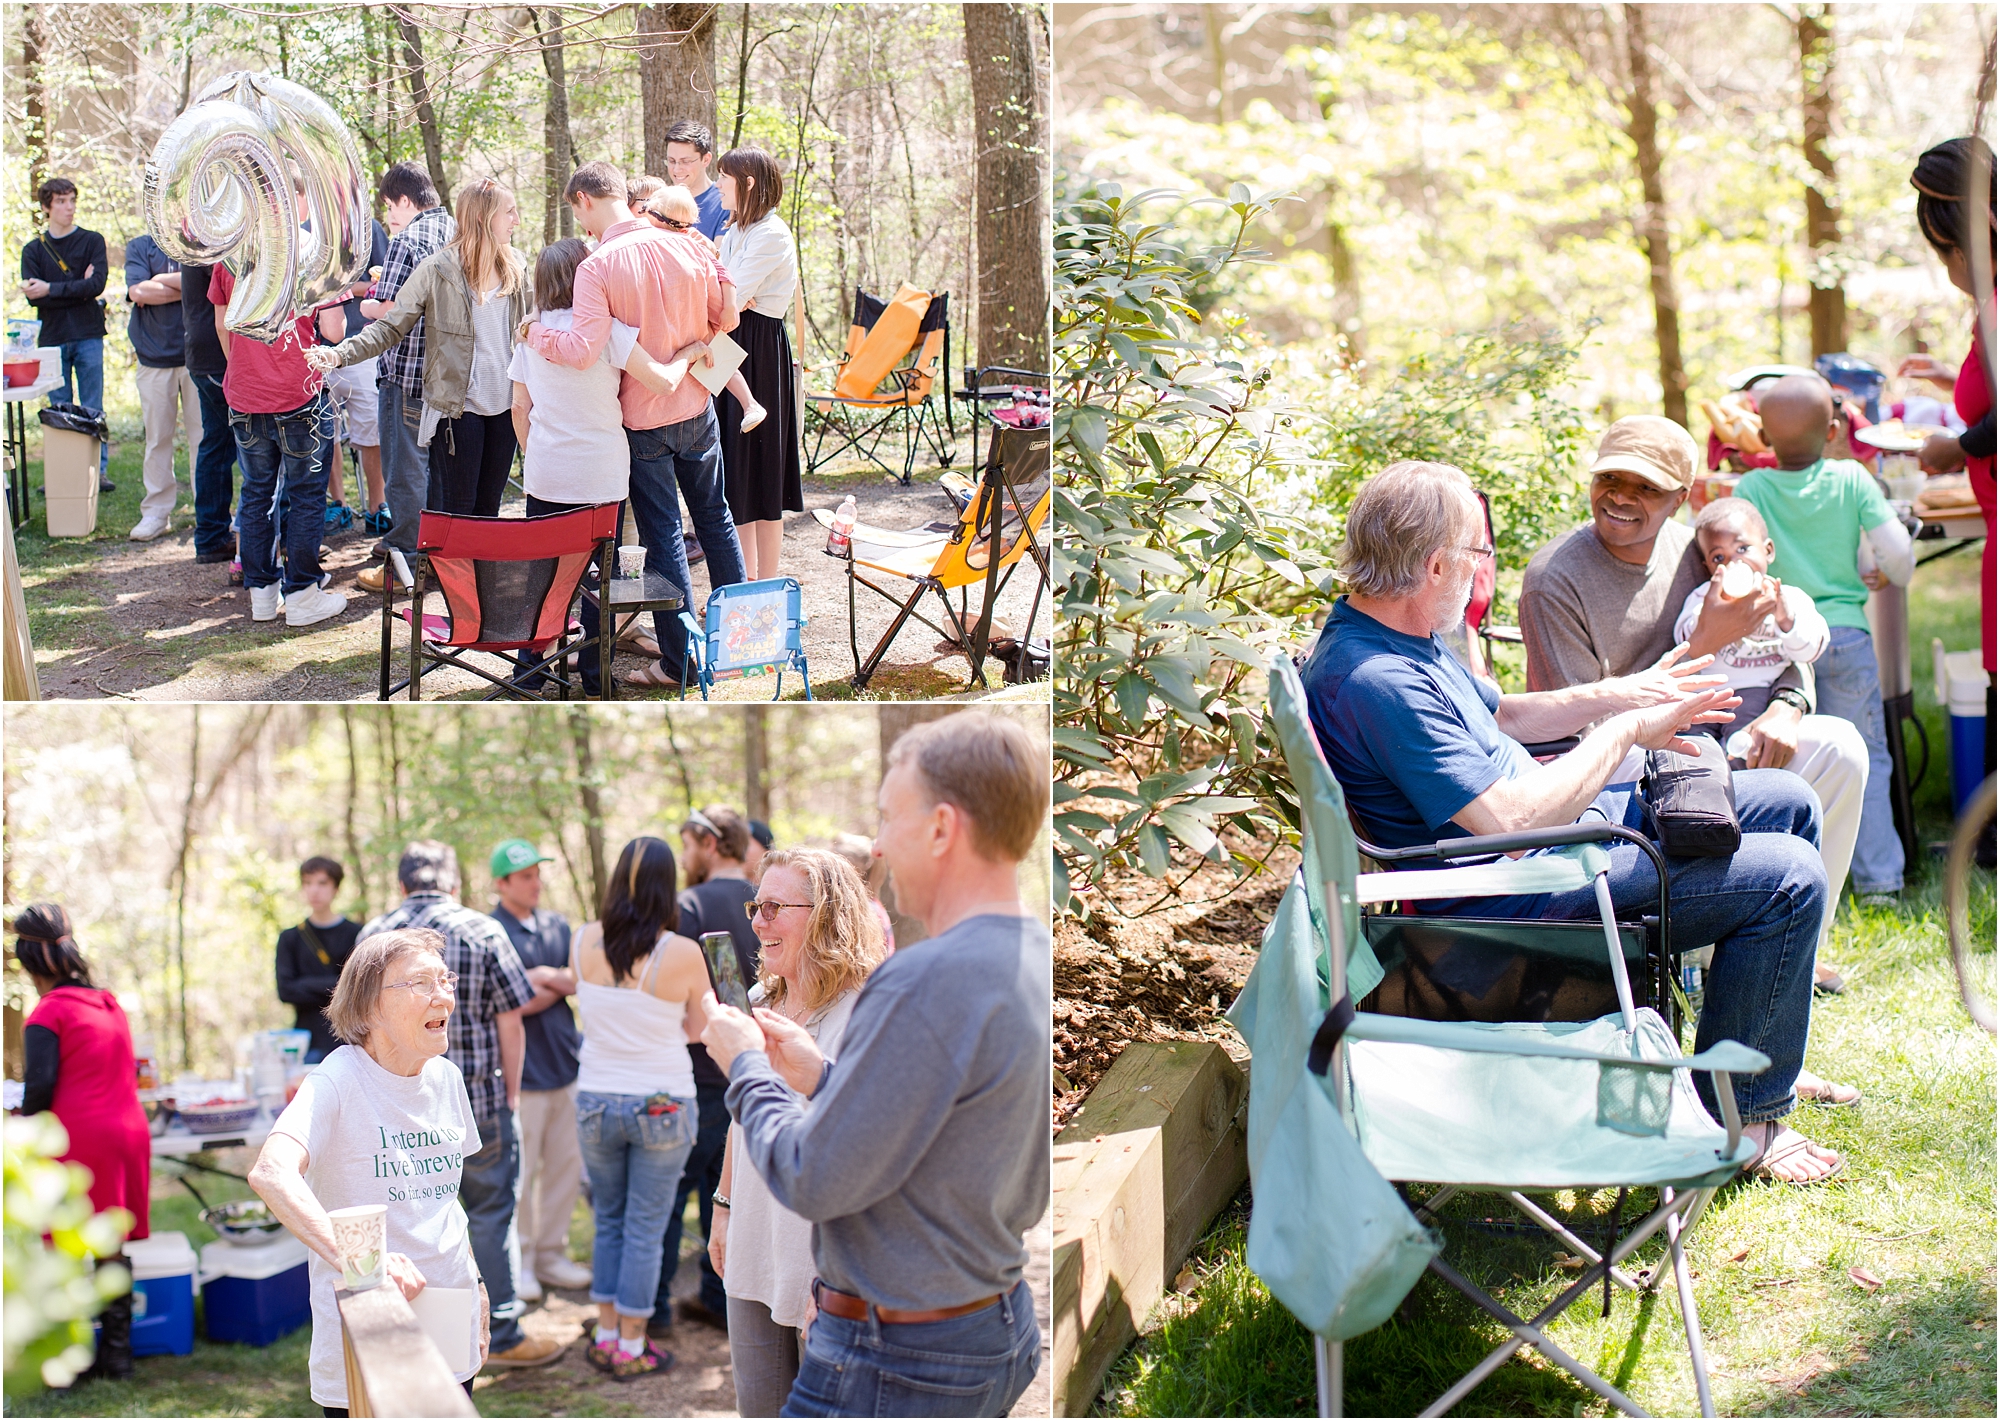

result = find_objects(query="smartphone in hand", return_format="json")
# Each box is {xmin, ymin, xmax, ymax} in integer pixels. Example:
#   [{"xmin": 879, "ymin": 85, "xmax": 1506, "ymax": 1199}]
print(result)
[{"xmin": 703, "ymin": 931, "xmax": 751, "ymax": 1012}]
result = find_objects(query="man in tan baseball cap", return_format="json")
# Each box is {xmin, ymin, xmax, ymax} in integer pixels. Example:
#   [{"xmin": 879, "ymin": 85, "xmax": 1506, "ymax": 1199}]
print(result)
[{"xmin": 1589, "ymin": 413, "xmax": 1699, "ymax": 493}]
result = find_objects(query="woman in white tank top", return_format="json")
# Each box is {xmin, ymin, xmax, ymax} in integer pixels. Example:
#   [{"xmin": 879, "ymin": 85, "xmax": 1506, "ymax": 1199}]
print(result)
[
  {"xmin": 707, "ymin": 848, "xmax": 887, "ymax": 1416},
  {"xmin": 570, "ymin": 836, "xmax": 711, "ymax": 1381}
]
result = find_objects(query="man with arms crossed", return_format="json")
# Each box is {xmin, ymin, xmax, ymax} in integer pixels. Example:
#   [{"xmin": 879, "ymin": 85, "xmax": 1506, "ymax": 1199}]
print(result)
[
  {"xmin": 1303, "ymin": 460, "xmax": 1840, "ymax": 1183},
  {"xmin": 702, "ymin": 712, "xmax": 1049, "ymax": 1415},
  {"xmin": 1519, "ymin": 415, "xmax": 1867, "ymax": 1010}
]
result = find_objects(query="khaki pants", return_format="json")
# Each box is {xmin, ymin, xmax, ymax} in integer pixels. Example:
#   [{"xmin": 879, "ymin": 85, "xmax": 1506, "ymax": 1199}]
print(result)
[
  {"xmin": 135, "ymin": 364, "xmax": 202, "ymax": 523},
  {"xmin": 515, "ymin": 1083, "xmax": 584, "ymax": 1275}
]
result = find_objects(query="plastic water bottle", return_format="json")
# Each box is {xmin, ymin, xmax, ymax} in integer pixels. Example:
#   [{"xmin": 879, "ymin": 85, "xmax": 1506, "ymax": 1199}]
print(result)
[
  {"xmin": 826, "ymin": 495, "xmax": 857, "ymax": 557},
  {"xmin": 1679, "ymin": 947, "xmax": 1711, "ymax": 1020}
]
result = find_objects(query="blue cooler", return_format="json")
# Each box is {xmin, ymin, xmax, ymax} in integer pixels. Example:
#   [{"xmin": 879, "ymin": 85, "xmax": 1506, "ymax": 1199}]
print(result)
[
  {"xmin": 200, "ymin": 1233, "xmax": 311, "ymax": 1347},
  {"xmin": 122, "ymin": 1231, "xmax": 197, "ymax": 1357},
  {"xmin": 1815, "ymin": 353, "xmax": 1886, "ymax": 422},
  {"xmin": 1935, "ymin": 641, "xmax": 1991, "ymax": 814}
]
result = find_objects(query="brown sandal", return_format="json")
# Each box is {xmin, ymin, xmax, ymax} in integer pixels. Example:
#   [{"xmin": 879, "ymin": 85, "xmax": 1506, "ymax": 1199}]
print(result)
[
  {"xmin": 1746, "ymin": 1123, "xmax": 1845, "ymax": 1184},
  {"xmin": 1794, "ymin": 1069, "xmax": 1862, "ymax": 1107}
]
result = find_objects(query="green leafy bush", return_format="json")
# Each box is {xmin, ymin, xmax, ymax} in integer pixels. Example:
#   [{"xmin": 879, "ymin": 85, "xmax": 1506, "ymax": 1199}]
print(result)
[
  {"xmin": 1054, "ymin": 184, "xmax": 1590, "ymax": 915},
  {"xmin": 4, "ymin": 1116, "xmax": 133, "ymax": 1395}
]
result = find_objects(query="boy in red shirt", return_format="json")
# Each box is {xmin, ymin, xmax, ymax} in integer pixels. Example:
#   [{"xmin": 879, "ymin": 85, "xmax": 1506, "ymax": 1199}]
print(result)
[{"xmin": 208, "ymin": 265, "xmax": 348, "ymax": 628}]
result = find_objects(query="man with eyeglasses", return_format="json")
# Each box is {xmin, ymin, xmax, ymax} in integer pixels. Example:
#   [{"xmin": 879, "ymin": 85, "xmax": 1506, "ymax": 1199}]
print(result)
[
  {"xmin": 358, "ymin": 840, "xmax": 566, "ymax": 1367},
  {"xmin": 701, "ymin": 712, "xmax": 1050, "ymax": 1416},
  {"xmin": 649, "ymin": 805, "xmax": 761, "ymax": 1337},
  {"xmin": 664, "ymin": 120, "xmax": 729, "ymax": 241}
]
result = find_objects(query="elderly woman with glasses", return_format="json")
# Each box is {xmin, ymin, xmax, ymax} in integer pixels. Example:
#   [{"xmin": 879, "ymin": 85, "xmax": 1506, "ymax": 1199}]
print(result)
[
  {"xmin": 709, "ymin": 848, "xmax": 886, "ymax": 1416},
  {"xmin": 250, "ymin": 927, "xmax": 489, "ymax": 1417}
]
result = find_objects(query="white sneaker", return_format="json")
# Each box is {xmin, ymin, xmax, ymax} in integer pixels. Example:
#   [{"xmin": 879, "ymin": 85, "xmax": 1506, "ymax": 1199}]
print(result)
[
  {"xmin": 129, "ymin": 515, "xmax": 171, "ymax": 542},
  {"xmin": 283, "ymin": 583, "xmax": 348, "ymax": 628},
  {"xmin": 515, "ymin": 1269, "xmax": 543, "ymax": 1302},
  {"xmin": 248, "ymin": 584, "xmax": 284, "ymax": 621},
  {"xmin": 538, "ymin": 1257, "xmax": 593, "ymax": 1290},
  {"xmin": 739, "ymin": 400, "xmax": 767, "ymax": 433}
]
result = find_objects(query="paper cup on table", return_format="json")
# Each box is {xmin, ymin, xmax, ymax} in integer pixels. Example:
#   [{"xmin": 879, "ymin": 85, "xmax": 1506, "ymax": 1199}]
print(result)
[
  {"xmin": 618, "ymin": 546, "xmax": 647, "ymax": 580},
  {"xmin": 327, "ymin": 1204, "xmax": 389, "ymax": 1291}
]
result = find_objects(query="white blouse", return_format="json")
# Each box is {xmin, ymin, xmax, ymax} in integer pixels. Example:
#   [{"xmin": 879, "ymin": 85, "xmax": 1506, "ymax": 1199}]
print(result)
[{"xmin": 717, "ymin": 214, "xmax": 798, "ymax": 316}]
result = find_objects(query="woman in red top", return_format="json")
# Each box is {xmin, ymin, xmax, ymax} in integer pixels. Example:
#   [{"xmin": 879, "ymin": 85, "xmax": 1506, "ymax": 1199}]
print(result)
[{"xmin": 15, "ymin": 903, "xmax": 150, "ymax": 1381}]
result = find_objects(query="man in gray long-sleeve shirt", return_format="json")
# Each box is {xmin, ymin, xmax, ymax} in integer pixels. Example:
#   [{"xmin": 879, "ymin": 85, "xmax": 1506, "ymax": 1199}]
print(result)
[{"xmin": 703, "ymin": 712, "xmax": 1050, "ymax": 1418}]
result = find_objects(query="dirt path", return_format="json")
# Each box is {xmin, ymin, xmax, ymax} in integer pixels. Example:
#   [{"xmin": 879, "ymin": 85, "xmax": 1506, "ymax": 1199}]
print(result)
[{"xmin": 22, "ymin": 462, "xmax": 1049, "ymax": 703}]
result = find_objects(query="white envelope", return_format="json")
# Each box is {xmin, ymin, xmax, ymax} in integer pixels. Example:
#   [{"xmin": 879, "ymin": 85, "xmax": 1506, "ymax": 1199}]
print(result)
[
  {"xmin": 692, "ymin": 330, "xmax": 747, "ymax": 396},
  {"xmin": 407, "ymin": 1285, "xmax": 477, "ymax": 1375}
]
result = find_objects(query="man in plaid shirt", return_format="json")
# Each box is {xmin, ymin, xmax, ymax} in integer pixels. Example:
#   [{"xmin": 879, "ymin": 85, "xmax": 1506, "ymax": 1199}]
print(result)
[
  {"xmin": 359, "ymin": 840, "xmax": 564, "ymax": 1369},
  {"xmin": 357, "ymin": 162, "xmax": 454, "ymax": 595}
]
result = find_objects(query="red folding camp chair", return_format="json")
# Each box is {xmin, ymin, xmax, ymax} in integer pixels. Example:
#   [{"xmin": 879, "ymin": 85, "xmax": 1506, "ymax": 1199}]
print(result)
[{"xmin": 377, "ymin": 505, "xmax": 618, "ymax": 701}]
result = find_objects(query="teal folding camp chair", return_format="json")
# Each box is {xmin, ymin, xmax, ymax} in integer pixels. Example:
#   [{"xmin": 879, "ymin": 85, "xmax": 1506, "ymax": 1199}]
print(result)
[
  {"xmin": 676, "ymin": 577, "xmax": 811, "ymax": 701},
  {"xmin": 1229, "ymin": 652, "xmax": 1769, "ymax": 1418}
]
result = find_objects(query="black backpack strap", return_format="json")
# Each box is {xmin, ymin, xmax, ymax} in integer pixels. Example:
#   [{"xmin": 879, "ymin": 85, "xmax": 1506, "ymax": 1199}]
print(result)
[{"xmin": 1306, "ymin": 991, "xmax": 1357, "ymax": 1077}]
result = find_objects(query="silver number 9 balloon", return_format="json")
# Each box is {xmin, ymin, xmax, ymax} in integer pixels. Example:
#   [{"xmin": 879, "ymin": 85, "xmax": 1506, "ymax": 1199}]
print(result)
[{"xmin": 144, "ymin": 71, "xmax": 370, "ymax": 343}]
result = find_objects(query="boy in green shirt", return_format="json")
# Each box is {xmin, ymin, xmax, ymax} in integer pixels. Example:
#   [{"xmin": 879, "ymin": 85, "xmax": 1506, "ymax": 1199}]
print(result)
[{"xmin": 1739, "ymin": 375, "xmax": 1915, "ymax": 898}]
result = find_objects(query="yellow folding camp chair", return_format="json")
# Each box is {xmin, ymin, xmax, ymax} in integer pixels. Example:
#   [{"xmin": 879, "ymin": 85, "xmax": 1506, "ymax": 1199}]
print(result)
[
  {"xmin": 804, "ymin": 285, "xmax": 956, "ymax": 484},
  {"xmin": 813, "ymin": 422, "xmax": 1049, "ymax": 690}
]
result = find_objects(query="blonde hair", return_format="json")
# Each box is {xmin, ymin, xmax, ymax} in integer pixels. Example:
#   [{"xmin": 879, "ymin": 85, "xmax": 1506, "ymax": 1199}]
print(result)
[
  {"xmin": 649, "ymin": 184, "xmax": 700, "ymax": 229},
  {"xmin": 447, "ymin": 178, "xmax": 523, "ymax": 298},
  {"xmin": 326, "ymin": 929, "xmax": 446, "ymax": 1047},
  {"xmin": 757, "ymin": 848, "xmax": 883, "ymax": 1015}
]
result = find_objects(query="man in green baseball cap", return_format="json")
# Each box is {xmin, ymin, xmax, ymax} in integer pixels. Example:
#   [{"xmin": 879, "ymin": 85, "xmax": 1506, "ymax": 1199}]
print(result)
[{"xmin": 487, "ymin": 837, "xmax": 591, "ymax": 1299}]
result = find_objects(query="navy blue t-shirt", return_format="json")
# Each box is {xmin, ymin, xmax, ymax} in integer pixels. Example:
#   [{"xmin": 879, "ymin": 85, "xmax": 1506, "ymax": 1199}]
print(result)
[
  {"xmin": 490, "ymin": 904, "xmax": 580, "ymax": 1091},
  {"xmin": 123, "ymin": 234, "xmax": 186, "ymax": 368},
  {"xmin": 694, "ymin": 184, "xmax": 728, "ymax": 241},
  {"xmin": 1299, "ymin": 598, "xmax": 1540, "ymax": 859}
]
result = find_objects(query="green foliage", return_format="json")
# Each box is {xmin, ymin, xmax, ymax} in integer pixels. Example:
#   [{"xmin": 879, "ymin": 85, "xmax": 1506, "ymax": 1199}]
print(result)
[
  {"xmin": 1054, "ymin": 183, "xmax": 1592, "ymax": 914},
  {"xmin": 4, "ymin": 1117, "xmax": 132, "ymax": 1396}
]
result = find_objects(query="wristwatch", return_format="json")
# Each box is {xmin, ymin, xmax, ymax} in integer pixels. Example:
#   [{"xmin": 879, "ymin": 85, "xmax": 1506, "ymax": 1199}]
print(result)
[
  {"xmin": 1769, "ymin": 687, "xmax": 1811, "ymax": 715},
  {"xmin": 711, "ymin": 1192, "xmax": 731, "ymax": 1210}
]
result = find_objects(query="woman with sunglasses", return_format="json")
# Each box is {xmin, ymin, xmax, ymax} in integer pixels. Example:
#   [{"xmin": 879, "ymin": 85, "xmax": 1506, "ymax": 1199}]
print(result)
[
  {"xmin": 13, "ymin": 903, "xmax": 152, "ymax": 1384},
  {"xmin": 250, "ymin": 927, "xmax": 491, "ymax": 1416},
  {"xmin": 568, "ymin": 836, "xmax": 711, "ymax": 1381},
  {"xmin": 709, "ymin": 849, "xmax": 886, "ymax": 1415}
]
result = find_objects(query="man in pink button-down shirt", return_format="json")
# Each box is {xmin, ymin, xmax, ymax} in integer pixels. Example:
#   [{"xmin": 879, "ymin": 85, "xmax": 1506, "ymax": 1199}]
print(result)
[{"xmin": 522, "ymin": 160, "xmax": 744, "ymax": 689}]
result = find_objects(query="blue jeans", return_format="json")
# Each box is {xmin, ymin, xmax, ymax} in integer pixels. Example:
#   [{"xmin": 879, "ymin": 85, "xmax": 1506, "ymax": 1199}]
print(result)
[
  {"xmin": 190, "ymin": 370, "xmax": 240, "ymax": 557},
  {"xmin": 577, "ymin": 1090, "xmax": 699, "ymax": 1318},
  {"xmin": 52, "ymin": 338, "xmax": 108, "ymax": 476},
  {"xmin": 781, "ymin": 1279, "xmax": 1041, "ymax": 1418},
  {"xmin": 654, "ymin": 1074, "xmax": 730, "ymax": 1319},
  {"xmin": 1451, "ymin": 771, "xmax": 1826, "ymax": 1125},
  {"xmin": 626, "ymin": 407, "xmax": 745, "ymax": 667},
  {"xmin": 1814, "ymin": 625, "xmax": 1904, "ymax": 892},
  {"xmin": 230, "ymin": 393, "xmax": 333, "ymax": 594},
  {"xmin": 461, "ymin": 1107, "xmax": 525, "ymax": 1353},
  {"xmin": 377, "ymin": 381, "xmax": 426, "ymax": 553}
]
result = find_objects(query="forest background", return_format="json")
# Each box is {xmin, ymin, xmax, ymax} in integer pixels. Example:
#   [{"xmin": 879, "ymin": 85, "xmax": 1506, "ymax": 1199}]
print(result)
[
  {"xmin": 0, "ymin": 703, "xmax": 1053, "ymax": 1082},
  {"xmin": 5, "ymin": 0, "xmax": 1052, "ymax": 440}
]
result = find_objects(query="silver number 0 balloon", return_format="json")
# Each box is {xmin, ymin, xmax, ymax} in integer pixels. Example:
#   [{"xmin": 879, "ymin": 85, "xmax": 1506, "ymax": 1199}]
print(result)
[{"xmin": 144, "ymin": 71, "xmax": 370, "ymax": 343}]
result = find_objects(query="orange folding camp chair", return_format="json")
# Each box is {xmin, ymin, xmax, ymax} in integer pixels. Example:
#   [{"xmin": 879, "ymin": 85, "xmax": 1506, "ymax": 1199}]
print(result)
[
  {"xmin": 805, "ymin": 285, "xmax": 956, "ymax": 484},
  {"xmin": 815, "ymin": 421, "xmax": 1050, "ymax": 690}
]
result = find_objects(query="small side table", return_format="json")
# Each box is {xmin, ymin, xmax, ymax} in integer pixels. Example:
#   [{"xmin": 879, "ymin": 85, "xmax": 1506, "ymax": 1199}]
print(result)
[
  {"xmin": 584, "ymin": 571, "xmax": 685, "ymax": 698},
  {"xmin": 5, "ymin": 358, "xmax": 67, "ymax": 530}
]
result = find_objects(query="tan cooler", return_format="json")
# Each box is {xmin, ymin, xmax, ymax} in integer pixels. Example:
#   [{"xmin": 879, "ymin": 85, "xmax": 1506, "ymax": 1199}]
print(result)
[{"xmin": 43, "ymin": 426, "xmax": 100, "ymax": 536}]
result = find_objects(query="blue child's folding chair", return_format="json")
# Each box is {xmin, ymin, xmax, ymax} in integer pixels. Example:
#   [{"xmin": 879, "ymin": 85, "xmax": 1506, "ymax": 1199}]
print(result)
[
  {"xmin": 677, "ymin": 577, "xmax": 811, "ymax": 701},
  {"xmin": 1230, "ymin": 651, "xmax": 1769, "ymax": 1418}
]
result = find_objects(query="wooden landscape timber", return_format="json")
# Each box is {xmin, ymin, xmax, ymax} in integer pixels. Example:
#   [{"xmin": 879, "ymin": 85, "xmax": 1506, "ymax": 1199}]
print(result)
[
  {"xmin": 1051, "ymin": 1039, "xmax": 1248, "ymax": 1416},
  {"xmin": 336, "ymin": 1285, "xmax": 478, "ymax": 1419}
]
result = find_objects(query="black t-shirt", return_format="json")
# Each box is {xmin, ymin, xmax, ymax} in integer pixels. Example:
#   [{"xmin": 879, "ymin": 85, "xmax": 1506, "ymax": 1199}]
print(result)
[
  {"xmin": 180, "ymin": 262, "xmax": 226, "ymax": 375},
  {"xmin": 274, "ymin": 917, "xmax": 362, "ymax": 1059},
  {"xmin": 677, "ymin": 877, "xmax": 760, "ymax": 1088}
]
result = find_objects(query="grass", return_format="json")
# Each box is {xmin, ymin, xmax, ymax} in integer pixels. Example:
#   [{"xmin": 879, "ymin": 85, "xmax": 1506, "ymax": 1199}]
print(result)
[
  {"xmin": 7, "ymin": 1168, "xmax": 706, "ymax": 1418},
  {"xmin": 1096, "ymin": 553, "xmax": 1998, "ymax": 1417}
]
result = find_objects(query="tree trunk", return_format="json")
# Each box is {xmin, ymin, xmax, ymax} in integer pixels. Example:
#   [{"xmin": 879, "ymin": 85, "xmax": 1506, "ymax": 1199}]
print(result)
[
  {"xmin": 340, "ymin": 706, "xmax": 369, "ymax": 912},
  {"xmin": 567, "ymin": 707, "xmax": 609, "ymax": 913},
  {"xmin": 963, "ymin": 2, "xmax": 1051, "ymax": 373},
  {"xmin": 661, "ymin": 708, "xmax": 697, "ymax": 810},
  {"xmin": 1204, "ymin": 3, "xmax": 1230, "ymax": 124},
  {"xmin": 536, "ymin": 7, "xmax": 576, "ymax": 242},
  {"xmin": 1623, "ymin": 4, "xmax": 1688, "ymax": 427},
  {"xmin": 639, "ymin": 4, "xmax": 718, "ymax": 180},
  {"xmin": 731, "ymin": 1, "xmax": 752, "ymax": 150},
  {"xmin": 1799, "ymin": 4, "xmax": 1846, "ymax": 357},
  {"xmin": 1324, "ymin": 182, "xmax": 1363, "ymax": 356},
  {"xmin": 174, "ymin": 711, "xmax": 202, "ymax": 1073},
  {"xmin": 394, "ymin": 7, "xmax": 451, "ymax": 212},
  {"xmin": 744, "ymin": 707, "xmax": 770, "ymax": 822},
  {"xmin": 24, "ymin": 5, "xmax": 45, "ymax": 204}
]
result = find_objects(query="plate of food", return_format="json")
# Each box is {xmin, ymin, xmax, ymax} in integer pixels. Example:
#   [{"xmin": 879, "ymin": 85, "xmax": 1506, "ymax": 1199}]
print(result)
[
  {"xmin": 201, "ymin": 1198, "xmax": 286, "ymax": 1241},
  {"xmin": 1856, "ymin": 419, "xmax": 1946, "ymax": 453}
]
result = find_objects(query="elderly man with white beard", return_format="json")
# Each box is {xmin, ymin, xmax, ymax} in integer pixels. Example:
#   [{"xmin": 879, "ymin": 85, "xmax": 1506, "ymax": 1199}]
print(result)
[{"xmin": 1296, "ymin": 458, "xmax": 1843, "ymax": 1184}]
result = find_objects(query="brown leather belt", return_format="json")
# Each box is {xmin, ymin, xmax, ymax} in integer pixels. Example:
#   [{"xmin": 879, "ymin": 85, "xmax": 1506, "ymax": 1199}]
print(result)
[{"xmin": 812, "ymin": 1278, "xmax": 1000, "ymax": 1326}]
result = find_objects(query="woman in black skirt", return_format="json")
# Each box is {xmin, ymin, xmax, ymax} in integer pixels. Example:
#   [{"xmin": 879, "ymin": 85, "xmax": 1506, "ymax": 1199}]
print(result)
[{"xmin": 714, "ymin": 147, "xmax": 803, "ymax": 581}]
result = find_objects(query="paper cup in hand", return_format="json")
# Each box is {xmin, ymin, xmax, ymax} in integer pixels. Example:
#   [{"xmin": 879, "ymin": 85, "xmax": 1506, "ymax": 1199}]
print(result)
[
  {"xmin": 327, "ymin": 1204, "xmax": 389, "ymax": 1290},
  {"xmin": 618, "ymin": 546, "xmax": 647, "ymax": 580}
]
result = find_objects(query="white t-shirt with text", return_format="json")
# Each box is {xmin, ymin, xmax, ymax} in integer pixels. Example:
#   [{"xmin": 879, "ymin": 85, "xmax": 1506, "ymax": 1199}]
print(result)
[{"xmin": 270, "ymin": 1045, "xmax": 483, "ymax": 1408}]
